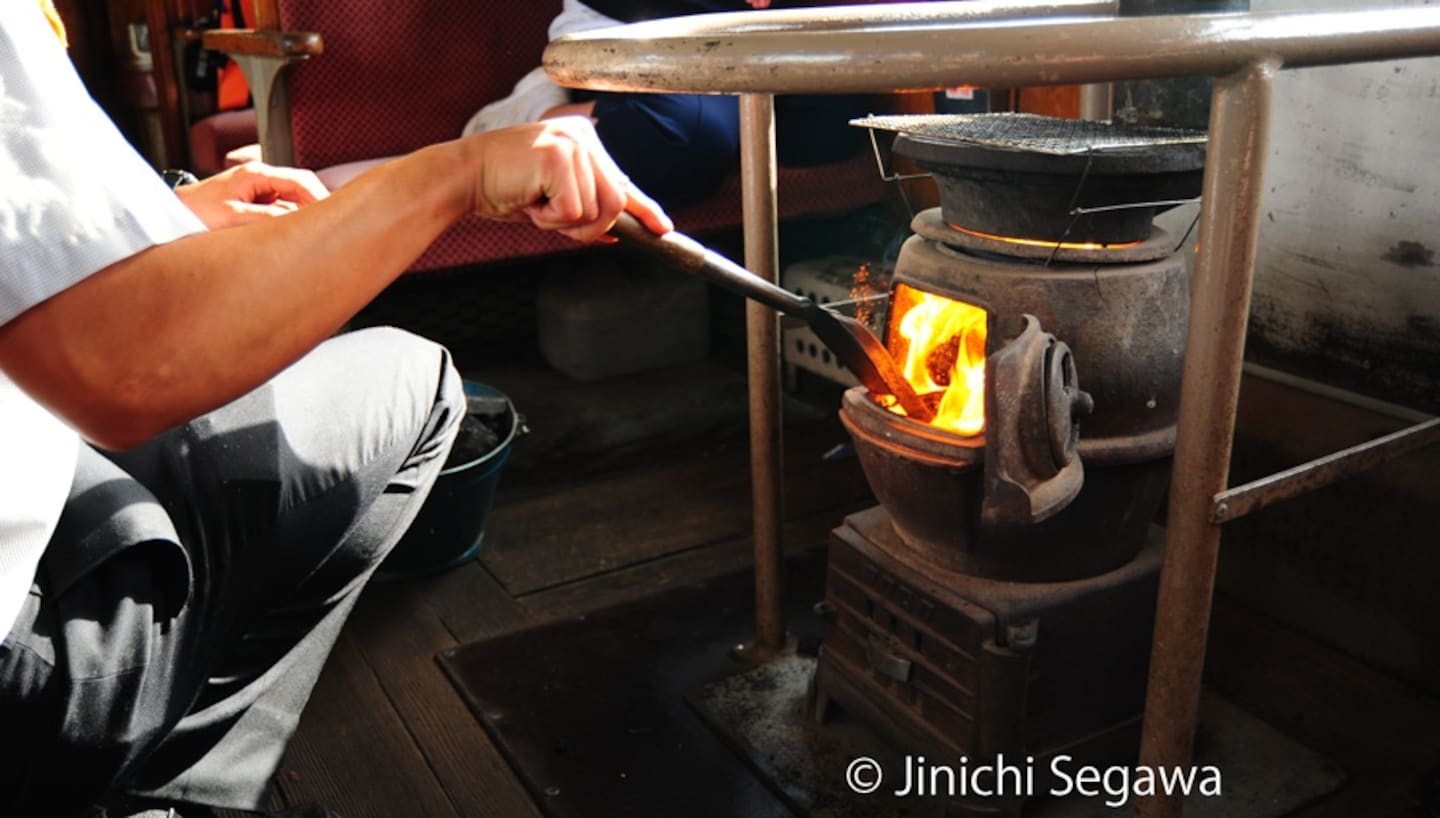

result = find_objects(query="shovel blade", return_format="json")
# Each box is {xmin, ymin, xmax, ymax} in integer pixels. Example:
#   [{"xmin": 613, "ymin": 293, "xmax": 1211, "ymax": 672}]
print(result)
[{"xmin": 811, "ymin": 309, "xmax": 933, "ymax": 422}]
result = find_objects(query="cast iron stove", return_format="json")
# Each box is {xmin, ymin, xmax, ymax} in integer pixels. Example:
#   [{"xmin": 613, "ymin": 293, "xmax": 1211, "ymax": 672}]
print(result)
[{"xmin": 811, "ymin": 113, "xmax": 1207, "ymax": 817}]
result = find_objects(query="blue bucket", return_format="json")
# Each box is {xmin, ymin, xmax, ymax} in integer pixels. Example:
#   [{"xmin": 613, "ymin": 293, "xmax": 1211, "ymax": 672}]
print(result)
[{"xmin": 379, "ymin": 381, "xmax": 517, "ymax": 579}]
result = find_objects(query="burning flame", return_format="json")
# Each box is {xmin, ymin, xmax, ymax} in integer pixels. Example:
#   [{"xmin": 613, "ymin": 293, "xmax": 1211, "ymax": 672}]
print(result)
[
  {"xmin": 949, "ymin": 223, "xmax": 1142, "ymax": 252},
  {"xmin": 885, "ymin": 284, "xmax": 987, "ymax": 437}
]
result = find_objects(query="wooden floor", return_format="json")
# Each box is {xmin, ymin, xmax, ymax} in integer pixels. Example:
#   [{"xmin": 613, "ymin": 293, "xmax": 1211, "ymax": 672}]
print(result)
[
  {"xmin": 252, "ymin": 357, "xmax": 1440, "ymax": 818},
  {"xmin": 250, "ymin": 357, "xmax": 865, "ymax": 817}
]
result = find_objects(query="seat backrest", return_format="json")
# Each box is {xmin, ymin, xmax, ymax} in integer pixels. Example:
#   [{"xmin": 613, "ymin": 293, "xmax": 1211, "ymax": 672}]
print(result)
[{"xmin": 275, "ymin": 0, "xmax": 561, "ymax": 169}]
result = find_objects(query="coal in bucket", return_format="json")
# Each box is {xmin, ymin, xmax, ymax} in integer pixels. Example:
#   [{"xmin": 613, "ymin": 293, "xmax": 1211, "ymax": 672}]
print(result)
[{"xmin": 379, "ymin": 380, "xmax": 518, "ymax": 579}]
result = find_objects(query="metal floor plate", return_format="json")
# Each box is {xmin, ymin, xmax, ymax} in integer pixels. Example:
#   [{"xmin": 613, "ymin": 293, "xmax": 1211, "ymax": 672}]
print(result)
[{"xmin": 438, "ymin": 555, "xmax": 829, "ymax": 818}]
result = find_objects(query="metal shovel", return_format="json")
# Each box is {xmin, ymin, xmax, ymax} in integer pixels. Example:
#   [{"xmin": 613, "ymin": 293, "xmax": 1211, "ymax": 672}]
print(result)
[{"xmin": 610, "ymin": 212, "xmax": 933, "ymax": 422}]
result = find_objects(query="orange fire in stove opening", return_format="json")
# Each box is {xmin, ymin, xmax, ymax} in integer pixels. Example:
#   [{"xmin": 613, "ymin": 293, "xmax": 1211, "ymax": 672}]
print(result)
[{"xmin": 884, "ymin": 283, "xmax": 987, "ymax": 437}]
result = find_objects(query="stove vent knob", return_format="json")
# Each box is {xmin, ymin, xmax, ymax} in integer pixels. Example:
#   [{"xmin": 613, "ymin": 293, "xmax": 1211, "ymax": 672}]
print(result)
[
  {"xmin": 1045, "ymin": 341, "xmax": 1093, "ymax": 471},
  {"xmin": 981, "ymin": 315, "xmax": 1086, "ymax": 527}
]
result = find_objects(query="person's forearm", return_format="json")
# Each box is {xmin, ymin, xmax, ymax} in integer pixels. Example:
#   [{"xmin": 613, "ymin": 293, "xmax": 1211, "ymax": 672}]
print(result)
[{"xmin": 0, "ymin": 140, "xmax": 477, "ymax": 450}]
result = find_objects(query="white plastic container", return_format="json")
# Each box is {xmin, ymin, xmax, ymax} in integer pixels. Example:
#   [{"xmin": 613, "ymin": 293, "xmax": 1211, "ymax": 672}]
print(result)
[
  {"xmin": 781, "ymin": 255, "xmax": 878, "ymax": 387},
  {"xmin": 538, "ymin": 260, "xmax": 711, "ymax": 383}
]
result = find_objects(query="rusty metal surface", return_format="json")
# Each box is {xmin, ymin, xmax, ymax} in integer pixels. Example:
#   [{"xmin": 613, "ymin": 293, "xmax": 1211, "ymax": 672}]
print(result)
[
  {"xmin": 910, "ymin": 152, "xmax": 1202, "ymax": 244},
  {"xmin": 1212, "ymin": 416, "xmax": 1440, "ymax": 525},
  {"xmin": 929, "ymin": 216, "xmax": 1183, "ymax": 263},
  {"xmin": 1135, "ymin": 59, "xmax": 1279, "ymax": 818},
  {"xmin": 980, "ymin": 316, "xmax": 1089, "ymax": 527},
  {"xmin": 546, "ymin": 6, "xmax": 1440, "ymax": 95},
  {"xmin": 1078, "ymin": 81, "xmax": 1114, "ymax": 121},
  {"xmin": 814, "ymin": 509, "xmax": 1163, "ymax": 798},
  {"xmin": 866, "ymin": 113, "xmax": 1207, "ymax": 243},
  {"xmin": 740, "ymin": 93, "xmax": 787, "ymax": 655},
  {"xmin": 838, "ymin": 386, "xmax": 1166, "ymax": 582},
  {"xmin": 897, "ymin": 214, "xmax": 1190, "ymax": 463}
]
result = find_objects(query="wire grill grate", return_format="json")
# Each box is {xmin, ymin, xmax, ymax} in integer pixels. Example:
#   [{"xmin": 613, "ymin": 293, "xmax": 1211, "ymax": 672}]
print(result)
[{"xmin": 853, "ymin": 113, "xmax": 1206, "ymax": 156}]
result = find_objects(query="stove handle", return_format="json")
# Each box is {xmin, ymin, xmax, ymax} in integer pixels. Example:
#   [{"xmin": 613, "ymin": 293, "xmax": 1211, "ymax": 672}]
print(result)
[
  {"xmin": 982, "ymin": 315, "xmax": 1088, "ymax": 527},
  {"xmin": 609, "ymin": 210, "xmax": 811, "ymax": 315},
  {"xmin": 863, "ymin": 635, "xmax": 914, "ymax": 684},
  {"xmin": 1044, "ymin": 341, "xmax": 1094, "ymax": 471}
]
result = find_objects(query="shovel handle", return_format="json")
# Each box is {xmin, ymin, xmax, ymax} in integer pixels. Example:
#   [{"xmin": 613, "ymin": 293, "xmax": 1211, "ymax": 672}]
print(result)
[
  {"xmin": 611, "ymin": 213, "xmax": 934, "ymax": 422},
  {"xmin": 609, "ymin": 211, "xmax": 811, "ymax": 315}
]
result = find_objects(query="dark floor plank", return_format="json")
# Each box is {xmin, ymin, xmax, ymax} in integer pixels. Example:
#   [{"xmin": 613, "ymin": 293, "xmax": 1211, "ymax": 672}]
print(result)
[
  {"xmin": 274, "ymin": 632, "xmax": 459, "ymax": 818},
  {"xmin": 478, "ymin": 435, "xmax": 755, "ymax": 596},
  {"xmin": 518, "ymin": 498, "xmax": 864, "ymax": 626},
  {"xmin": 423, "ymin": 547, "xmax": 547, "ymax": 649},
  {"xmin": 347, "ymin": 579, "xmax": 543, "ymax": 818},
  {"xmin": 479, "ymin": 419, "xmax": 865, "ymax": 597}
]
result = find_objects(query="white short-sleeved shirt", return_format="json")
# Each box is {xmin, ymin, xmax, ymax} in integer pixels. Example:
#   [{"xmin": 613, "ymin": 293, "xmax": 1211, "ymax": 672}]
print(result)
[{"xmin": 0, "ymin": 0, "xmax": 205, "ymax": 639}]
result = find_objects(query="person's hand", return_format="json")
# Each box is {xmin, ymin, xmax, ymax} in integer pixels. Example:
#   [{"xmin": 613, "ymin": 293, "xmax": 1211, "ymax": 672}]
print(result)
[
  {"xmin": 175, "ymin": 162, "xmax": 330, "ymax": 230},
  {"xmin": 746, "ymin": 0, "xmax": 771, "ymax": 8},
  {"xmin": 466, "ymin": 116, "xmax": 672, "ymax": 244}
]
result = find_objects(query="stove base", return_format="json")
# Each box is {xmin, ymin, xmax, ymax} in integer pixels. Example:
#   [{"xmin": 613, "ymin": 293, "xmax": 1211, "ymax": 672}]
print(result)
[
  {"xmin": 813, "ymin": 507, "xmax": 1165, "ymax": 816},
  {"xmin": 694, "ymin": 655, "xmax": 1343, "ymax": 818}
]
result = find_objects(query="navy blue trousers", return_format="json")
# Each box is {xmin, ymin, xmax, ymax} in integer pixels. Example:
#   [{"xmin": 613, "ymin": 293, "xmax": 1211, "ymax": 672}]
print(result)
[
  {"xmin": 590, "ymin": 92, "xmax": 871, "ymax": 209},
  {"xmin": 0, "ymin": 328, "xmax": 464, "ymax": 815}
]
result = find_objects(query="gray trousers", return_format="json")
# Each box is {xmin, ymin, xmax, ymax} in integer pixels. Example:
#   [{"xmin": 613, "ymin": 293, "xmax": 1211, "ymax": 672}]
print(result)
[{"xmin": 0, "ymin": 327, "xmax": 464, "ymax": 815}]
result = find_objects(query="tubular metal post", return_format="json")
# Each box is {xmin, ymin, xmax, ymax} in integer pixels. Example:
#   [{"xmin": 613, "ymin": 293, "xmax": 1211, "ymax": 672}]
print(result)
[
  {"xmin": 1078, "ymin": 82, "xmax": 1114, "ymax": 120},
  {"xmin": 1211, "ymin": 417, "xmax": 1440, "ymax": 525},
  {"xmin": 740, "ymin": 92, "xmax": 787, "ymax": 656},
  {"xmin": 546, "ymin": 7, "xmax": 1440, "ymax": 95},
  {"xmin": 1134, "ymin": 59, "xmax": 1278, "ymax": 818}
]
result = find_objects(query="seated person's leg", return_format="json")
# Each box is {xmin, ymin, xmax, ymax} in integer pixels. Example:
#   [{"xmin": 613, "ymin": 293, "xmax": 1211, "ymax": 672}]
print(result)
[
  {"xmin": 0, "ymin": 327, "xmax": 463, "ymax": 814},
  {"xmin": 590, "ymin": 92, "xmax": 741, "ymax": 209},
  {"xmin": 775, "ymin": 93, "xmax": 872, "ymax": 167}
]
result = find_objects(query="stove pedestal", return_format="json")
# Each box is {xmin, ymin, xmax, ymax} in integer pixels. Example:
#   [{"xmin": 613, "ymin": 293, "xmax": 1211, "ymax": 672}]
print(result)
[{"xmin": 812, "ymin": 507, "xmax": 1163, "ymax": 817}]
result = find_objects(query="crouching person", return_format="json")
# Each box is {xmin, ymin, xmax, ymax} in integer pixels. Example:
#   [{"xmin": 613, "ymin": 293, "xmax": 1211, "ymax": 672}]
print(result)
[{"xmin": 0, "ymin": 1, "xmax": 671, "ymax": 815}]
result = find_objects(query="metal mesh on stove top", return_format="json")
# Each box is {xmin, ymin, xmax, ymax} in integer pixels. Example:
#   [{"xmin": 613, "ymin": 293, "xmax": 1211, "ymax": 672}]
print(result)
[{"xmin": 852, "ymin": 113, "xmax": 1206, "ymax": 156}]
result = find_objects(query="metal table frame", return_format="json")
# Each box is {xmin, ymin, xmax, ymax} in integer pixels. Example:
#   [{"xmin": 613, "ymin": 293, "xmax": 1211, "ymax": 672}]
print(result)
[{"xmin": 546, "ymin": 5, "xmax": 1440, "ymax": 816}]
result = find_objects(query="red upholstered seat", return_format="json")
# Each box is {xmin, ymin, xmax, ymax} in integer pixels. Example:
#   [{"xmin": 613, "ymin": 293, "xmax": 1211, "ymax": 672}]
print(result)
[
  {"xmin": 260, "ymin": 0, "xmax": 891, "ymax": 273},
  {"xmin": 409, "ymin": 158, "xmax": 892, "ymax": 271},
  {"xmin": 278, "ymin": 0, "xmax": 558, "ymax": 173}
]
